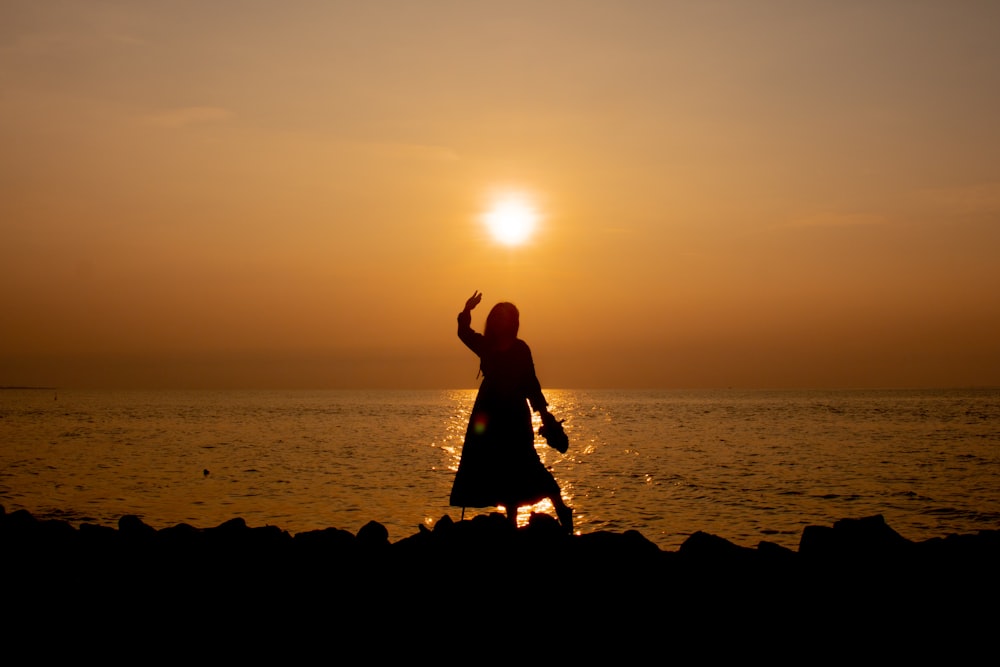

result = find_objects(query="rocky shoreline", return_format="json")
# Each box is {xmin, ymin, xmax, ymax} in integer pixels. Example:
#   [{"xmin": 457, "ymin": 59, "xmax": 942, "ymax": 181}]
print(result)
[{"xmin": 3, "ymin": 504, "xmax": 998, "ymax": 648}]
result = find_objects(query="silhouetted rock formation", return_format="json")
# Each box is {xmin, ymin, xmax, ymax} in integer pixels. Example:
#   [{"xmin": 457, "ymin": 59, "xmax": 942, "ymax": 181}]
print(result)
[{"xmin": 2, "ymin": 504, "xmax": 997, "ymax": 648}]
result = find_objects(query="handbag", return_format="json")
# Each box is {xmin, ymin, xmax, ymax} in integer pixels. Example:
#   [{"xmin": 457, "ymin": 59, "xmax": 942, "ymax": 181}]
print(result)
[{"xmin": 538, "ymin": 412, "xmax": 569, "ymax": 453}]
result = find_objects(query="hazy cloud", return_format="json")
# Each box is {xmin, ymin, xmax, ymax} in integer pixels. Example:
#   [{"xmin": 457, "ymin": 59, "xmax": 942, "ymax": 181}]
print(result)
[
  {"xmin": 781, "ymin": 212, "xmax": 888, "ymax": 229},
  {"xmin": 1, "ymin": 32, "xmax": 75, "ymax": 56},
  {"xmin": 916, "ymin": 182, "xmax": 1000, "ymax": 216},
  {"xmin": 1, "ymin": 21, "xmax": 146, "ymax": 56},
  {"xmin": 142, "ymin": 106, "xmax": 234, "ymax": 128},
  {"xmin": 363, "ymin": 141, "xmax": 460, "ymax": 162}
]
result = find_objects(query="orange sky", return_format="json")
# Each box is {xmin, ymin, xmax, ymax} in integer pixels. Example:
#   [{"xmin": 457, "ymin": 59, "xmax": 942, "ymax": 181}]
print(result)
[{"xmin": 2, "ymin": 1, "xmax": 998, "ymax": 390}]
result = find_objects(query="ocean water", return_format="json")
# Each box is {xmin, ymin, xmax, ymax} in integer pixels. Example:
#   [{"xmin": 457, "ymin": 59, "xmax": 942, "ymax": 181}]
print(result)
[{"xmin": 1, "ymin": 387, "xmax": 998, "ymax": 551}]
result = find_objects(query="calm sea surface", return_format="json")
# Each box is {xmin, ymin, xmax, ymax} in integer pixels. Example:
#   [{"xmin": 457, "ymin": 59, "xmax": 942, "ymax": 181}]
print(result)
[{"xmin": 1, "ymin": 388, "xmax": 998, "ymax": 550}]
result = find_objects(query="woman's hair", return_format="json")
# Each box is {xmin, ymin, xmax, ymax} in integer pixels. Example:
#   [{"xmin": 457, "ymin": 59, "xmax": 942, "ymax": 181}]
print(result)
[{"xmin": 483, "ymin": 302, "xmax": 519, "ymax": 347}]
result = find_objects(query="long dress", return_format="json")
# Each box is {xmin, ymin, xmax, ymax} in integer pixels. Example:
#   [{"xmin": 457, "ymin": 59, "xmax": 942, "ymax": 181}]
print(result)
[{"xmin": 449, "ymin": 311, "xmax": 562, "ymax": 510}]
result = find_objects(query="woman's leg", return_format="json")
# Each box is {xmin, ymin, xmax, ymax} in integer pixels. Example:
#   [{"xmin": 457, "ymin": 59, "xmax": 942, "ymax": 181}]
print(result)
[
  {"xmin": 552, "ymin": 494, "xmax": 573, "ymax": 534},
  {"xmin": 505, "ymin": 503, "xmax": 519, "ymax": 527}
]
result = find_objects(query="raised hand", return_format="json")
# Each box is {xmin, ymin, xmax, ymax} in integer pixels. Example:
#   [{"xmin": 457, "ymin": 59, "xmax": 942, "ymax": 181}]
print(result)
[{"xmin": 464, "ymin": 290, "xmax": 482, "ymax": 312}]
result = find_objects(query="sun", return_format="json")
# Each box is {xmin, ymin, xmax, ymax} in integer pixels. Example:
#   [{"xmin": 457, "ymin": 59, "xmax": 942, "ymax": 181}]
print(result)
[{"xmin": 482, "ymin": 193, "xmax": 539, "ymax": 246}]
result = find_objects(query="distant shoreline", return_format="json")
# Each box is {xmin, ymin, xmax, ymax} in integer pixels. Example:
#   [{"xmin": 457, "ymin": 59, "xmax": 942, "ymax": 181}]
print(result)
[
  {"xmin": 0, "ymin": 386, "xmax": 57, "ymax": 390},
  {"xmin": 2, "ymin": 385, "xmax": 997, "ymax": 392}
]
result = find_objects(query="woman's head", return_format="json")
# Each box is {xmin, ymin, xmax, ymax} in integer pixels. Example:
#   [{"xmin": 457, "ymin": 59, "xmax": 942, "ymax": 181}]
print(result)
[{"xmin": 484, "ymin": 302, "xmax": 519, "ymax": 345}]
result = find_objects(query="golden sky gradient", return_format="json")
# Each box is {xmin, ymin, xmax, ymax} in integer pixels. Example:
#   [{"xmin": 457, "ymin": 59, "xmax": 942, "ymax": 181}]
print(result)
[{"xmin": 2, "ymin": 1, "xmax": 998, "ymax": 390}]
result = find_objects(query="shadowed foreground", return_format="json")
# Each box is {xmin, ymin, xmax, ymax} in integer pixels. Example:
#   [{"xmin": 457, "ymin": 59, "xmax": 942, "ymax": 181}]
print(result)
[{"xmin": 3, "ymin": 505, "xmax": 997, "ymax": 653}]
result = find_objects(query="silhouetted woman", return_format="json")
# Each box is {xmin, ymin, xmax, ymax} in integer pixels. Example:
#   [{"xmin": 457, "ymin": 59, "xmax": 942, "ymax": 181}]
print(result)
[{"xmin": 450, "ymin": 291, "xmax": 573, "ymax": 533}]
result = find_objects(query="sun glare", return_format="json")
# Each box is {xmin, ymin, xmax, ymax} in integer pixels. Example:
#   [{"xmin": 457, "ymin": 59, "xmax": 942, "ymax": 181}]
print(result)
[{"xmin": 482, "ymin": 193, "xmax": 539, "ymax": 246}]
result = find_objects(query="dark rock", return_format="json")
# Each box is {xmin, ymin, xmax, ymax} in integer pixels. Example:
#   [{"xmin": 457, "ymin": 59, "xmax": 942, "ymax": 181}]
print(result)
[
  {"xmin": 799, "ymin": 513, "xmax": 913, "ymax": 564},
  {"xmin": 210, "ymin": 516, "xmax": 249, "ymax": 533},
  {"xmin": 118, "ymin": 514, "xmax": 157, "ymax": 540},
  {"xmin": 679, "ymin": 530, "xmax": 758, "ymax": 563},
  {"xmin": 2, "ymin": 504, "xmax": 996, "ymax": 653},
  {"xmin": 574, "ymin": 528, "xmax": 661, "ymax": 562},
  {"xmin": 2, "ymin": 508, "xmax": 41, "ymax": 535},
  {"xmin": 431, "ymin": 513, "xmax": 454, "ymax": 534},
  {"xmin": 356, "ymin": 519, "xmax": 390, "ymax": 549},
  {"xmin": 387, "ymin": 525, "xmax": 432, "ymax": 560},
  {"xmin": 156, "ymin": 522, "xmax": 201, "ymax": 544},
  {"xmin": 756, "ymin": 539, "xmax": 798, "ymax": 563},
  {"xmin": 524, "ymin": 509, "xmax": 563, "ymax": 534},
  {"xmin": 294, "ymin": 526, "xmax": 357, "ymax": 551},
  {"xmin": 1, "ymin": 506, "xmax": 997, "ymax": 620},
  {"xmin": 913, "ymin": 529, "xmax": 1000, "ymax": 571},
  {"xmin": 79, "ymin": 521, "xmax": 119, "ymax": 537}
]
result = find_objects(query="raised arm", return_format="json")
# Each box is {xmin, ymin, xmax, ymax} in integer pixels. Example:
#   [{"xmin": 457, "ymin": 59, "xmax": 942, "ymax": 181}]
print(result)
[
  {"xmin": 458, "ymin": 291, "xmax": 483, "ymax": 353},
  {"xmin": 461, "ymin": 290, "xmax": 481, "ymax": 315}
]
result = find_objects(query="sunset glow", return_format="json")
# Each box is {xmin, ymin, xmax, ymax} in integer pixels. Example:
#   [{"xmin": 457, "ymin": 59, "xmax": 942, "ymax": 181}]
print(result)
[
  {"xmin": 482, "ymin": 193, "xmax": 539, "ymax": 246},
  {"xmin": 1, "ymin": 3, "xmax": 998, "ymax": 390}
]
